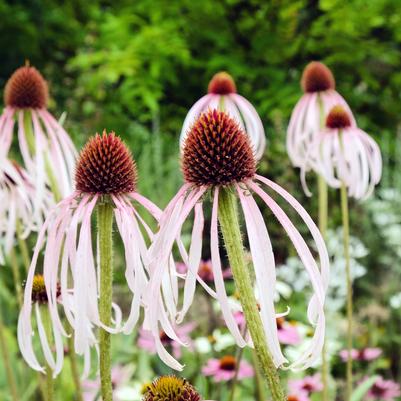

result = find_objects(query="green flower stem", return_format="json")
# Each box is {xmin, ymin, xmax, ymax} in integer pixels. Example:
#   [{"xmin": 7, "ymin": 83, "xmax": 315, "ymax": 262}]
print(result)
[
  {"xmin": 228, "ymin": 325, "xmax": 247, "ymax": 401},
  {"xmin": 41, "ymin": 307, "xmax": 54, "ymax": 401},
  {"xmin": 9, "ymin": 248, "xmax": 23, "ymax": 308},
  {"xmin": 340, "ymin": 183, "xmax": 353, "ymax": 401},
  {"xmin": 251, "ymin": 349, "xmax": 267, "ymax": 401},
  {"xmin": 97, "ymin": 201, "xmax": 114, "ymax": 401},
  {"xmin": 68, "ymin": 335, "xmax": 83, "ymax": 401},
  {"xmin": 0, "ymin": 310, "xmax": 19, "ymax": 401},
  {"xmin": 16, "ymin": 221, "xmax": 31, "ymax": 274},
  {"xmin": 318, "ymin": 174, "xmax": 329, "ymax": 401},
  {"xmin": 218, "ymin": 187, "xmax": 286, "ymax": 401},
  {"xmin": 317, "ymin": 93, "xmax": 330, "ymax": 401}
]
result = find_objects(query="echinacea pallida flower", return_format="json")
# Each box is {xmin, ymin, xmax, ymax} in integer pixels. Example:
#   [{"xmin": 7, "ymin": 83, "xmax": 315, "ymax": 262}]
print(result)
[
  {"xmin": 287, "ymin": 61, "xmax": 355, "ymax": 171},
  {"xmin": 18, "ymin": 131, "xmax": 161, "ymax": 377},
  {"xmin": 145, "ymin": 109, "xmax": 329, "ymax": 371},
  {"xmin": 1, "ymin": 65, "xmax": 77, "ymax": 206},
  {"xmin": 302, "ymin": 105, "xmax": 382, "ymax": 200},
  {"xmin": 0, "ymin": 160, "xmax": 51, "ymax": 264},
  {"xmin": 180, "ymin": 71, "xmax": 266, "ymax": 160}
]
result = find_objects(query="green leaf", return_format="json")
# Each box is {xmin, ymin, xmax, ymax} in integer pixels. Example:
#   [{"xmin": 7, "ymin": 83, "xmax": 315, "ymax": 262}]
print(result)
[{"xmin": 350, "ymin": 376, "xmax": 379, "ymax": 401}]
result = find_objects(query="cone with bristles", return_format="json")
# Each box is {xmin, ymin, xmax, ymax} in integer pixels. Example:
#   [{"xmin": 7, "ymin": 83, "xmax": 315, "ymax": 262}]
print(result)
[
  {"xmin": 29, "ymin": 274, "xmax": 60, "ymax": 304},
  {"xmin": 207, "ymin": 71, "xmax": 237, "ymax": 95},
  {"xmin": 4, "ymin": 66, "xmax": 48, "ymax": 109},
  {"xmin": 326, "ymin": 105, "xmax": 352, "ymax": 129},
  {"xmin": 301, "ymin": 61, "xmax": 335, "ymax": 93},
  {"xmin": 181, "ymin": 109, "xmax": 256, "ymax": 186},
  {"xmin": 142, "ymin": 376, "xmax": 201, "ymax": 401},
  {"xmin": 75, "ymin": 131, "xmax": 137, "ymax": 195}
]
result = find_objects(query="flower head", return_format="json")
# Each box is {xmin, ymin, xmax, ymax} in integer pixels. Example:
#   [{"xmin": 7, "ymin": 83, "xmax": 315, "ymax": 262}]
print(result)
[
  {"xmin": 202, "ymin": 355, "xmax": 254, "ymax": 382},
  {"xmin": 180, "ymin": 71, "xmax": 266, "ymax": 160},
  {"xmin": 208, "ymin": 72, "xmax": 237, "ymax": 95},
  {"xmin": 302, "ymin": 105, "xmax": 382, "ymax": 199},
  {"xmin": 30, "ymin": 274, "xmax": 60, "ymax": 304},
  {"xmin": 287, "ymin": 391, "xmax": 310, "ymax": 401},
  {"xmin": 339, "ymin": 347, "xmax": 382, "ymax": 362},
  {"xmin": 289, "ymin": 373, "xmax": 323, "ymax": 394},
  {"xmin": 18, "ymin": 131, "xmax": 161, "ymax": 377},
  {"xmin": 301, "ymin": 62, "xmax": 335, "ymax": 93},
  {"xmin": 75, "ymin": 131, "xmax": 137, "ymax": 194},
  {"xmin": 366, "ymin": 377, "xmax": 401, "ymax": 400},
  {"xmin": 287, "ymin": 392, "xmax": 310, "ymax": 401},
  {"xmin": 145, "ymin": 110, "xmax": 329, "ymax": 372},
  {"xmin": 182, "ymin": 109, "xmax": 256, "ymax": 186},
  {"xmin": 287, "ymin": 61, "xmax": 355, "ymax": 173},
  {"xmin": 143, "ymin": 376, "xmax": 200, "ymax": 401},
  {"xmin": 4, "ymin": 66, "xmax": 48, "ymax": 109},
  {"xmin": 325, "ymin": 105, "xmax": 352, "ymax": 129},
  {"xmin": 1, "ymin": 64, "xmax": 77, "ymax": 207}
]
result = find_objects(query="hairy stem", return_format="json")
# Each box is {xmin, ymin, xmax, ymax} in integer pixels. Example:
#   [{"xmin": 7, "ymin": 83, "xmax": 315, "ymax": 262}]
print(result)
[
  {"xmin": 218, "ymin": 188, "xmax": 286, "ymax": 401},
  {"xmin": 341, "ymin": 183, "xmax": 353, "ymax": 401},
  {"xmin": 97, "ymin": 201, "xmax": 114, "ymax": 401}
]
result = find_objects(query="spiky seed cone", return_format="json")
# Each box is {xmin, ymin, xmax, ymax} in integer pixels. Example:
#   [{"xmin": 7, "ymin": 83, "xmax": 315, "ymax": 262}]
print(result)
[
  {"xmin": 301, "ymin": 61, "xmax": 335, "ymax": 93},
  {"xmin": 142, "ymin": 376, "xmax": 201, "ymax": 401},
  {"xmin": 219, "ymin": 355, "xmax": 237, "ymax": 371},
  {"xmin": 182, "ymin": 109, "xmax": 256, "ymax": 186},
  {"xmin": 75, "ymin": 131, "xmax": 137, "ymax": 195},
  {"xmin": 4, "ymin": 66, "xmax": 48, "ymax": 109},
  {"xmin": 207, "ymin": 72, "xmax": 237, "ymax": 95},
  {"xmin": 326, "ymin": 105, "xmax": 352, "ymax": 129},
  {"xmin": 30, "ymin": 274, "xmax": 60, "ymax": 304}
]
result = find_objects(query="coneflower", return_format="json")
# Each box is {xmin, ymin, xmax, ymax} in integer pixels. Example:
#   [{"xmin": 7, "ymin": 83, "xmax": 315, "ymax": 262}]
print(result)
[
  {"xmin": 302, "ymin": 105, "xmax": 381, "ymax": 401},
  {"xmin": 1, "ymin": 65, "xmax": 77, "ymax": 206},
  {"xmin": 145, "ymin": 109, "xmax": 329, "ymax": 401},
  {"xmin": 303, "ymin": 105, "xmax": 382, "ymax": 200},
  {"xmin": 19, "ymin": 131, "xmax": 161, "ymax": 401},
  {"xmin": 180, "ymin": 71, "xmax": 266, "ymax": 160},
  {"xmin": 287, "ymin": 61, "xmax": 355, "ymax": 171},
  {"xmin": 18, "ymin": 274, "xmax": 61, "ymax": 401},
  {"xmin": 142, "ymin": 376, "xmax": 201, "ymax": 401},
  {"xmin": 287, "ymin": 62, "xmax": 356, "ymax": 401}
]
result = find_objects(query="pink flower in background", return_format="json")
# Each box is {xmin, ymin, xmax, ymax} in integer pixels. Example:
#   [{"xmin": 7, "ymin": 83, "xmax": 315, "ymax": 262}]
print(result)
[
  {"xmin": 302, "ymin": 105, "xmax": 382, "ymax": 200},
  {"xmin": 177, "ymin": 260, "xmax": 232, "ymax": 283},
  {"xmin": 138, "ymin": 322, "xmax": 196, "ymax": 359},
  {"xmin": 287, "ymin": 61, "xmax": 355, "ymax": 171},
  {"xmin": 202, "ymin": 355, "xmax": 254, "ymax": 382},
  {"xmin": 180, "ymin": 71, "xmax": 266, "ymax": 160},
  {"xmin": 82, "ymin": 365, "xmax": 133, "ymax": 401},
  {"xmin": 289, "ymin": 373, "xmax": 323, "ymax": 394},
  {"xmin": 366, "ymin": 377, "xmax": 401, "ymax": 401},
  {"xmin": 287, "ymin": 391, "xmax": 311, "ymax": 401},
  {"xmin": 145, "ymin": 109, "xmax": 329, "ymax": 372},
  {"xmin": 276, "ymin": 317, "xmax": 301, "ymax": 345},
  {"xmin": 339, "ymin": 347, "xmax": 382, "ymax": 362}
]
